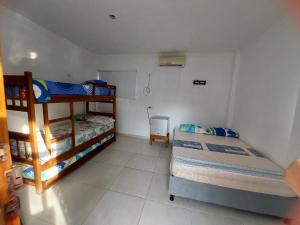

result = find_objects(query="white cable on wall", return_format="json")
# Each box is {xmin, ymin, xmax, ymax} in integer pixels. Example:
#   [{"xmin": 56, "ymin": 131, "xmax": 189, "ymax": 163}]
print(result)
[{"xmin": 143, "ymin": 73, "xmax": 151, "ymax": 96}]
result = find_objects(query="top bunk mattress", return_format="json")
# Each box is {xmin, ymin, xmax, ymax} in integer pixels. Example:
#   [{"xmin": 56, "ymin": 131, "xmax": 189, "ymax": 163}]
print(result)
[
  {"xmin": 5, "ymin": 79, "xmax": 115, "ymax": 103},
  {"xmin": 171, "ymin": 130, "xmax": 296, "ymax": 197},
  {"xmin": 10, "ymin": 116, "xmax": 115, "ymax": 164}
]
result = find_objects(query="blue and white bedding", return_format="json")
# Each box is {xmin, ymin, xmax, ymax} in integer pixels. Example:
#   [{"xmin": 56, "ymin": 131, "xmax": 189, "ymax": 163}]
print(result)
[
  {"xmin": 15, "ymin": 134, "xmax": 114, "ymax": 181},
  {"xmin": 10, "ymin": 115, "xmax": 115, "ymax": 165},
  {"xmin": 179, "ymin": 124, "xmax": 239, "ymax": 138},
  {"xmin": 173, "ymin": 140, "xmax": 203, "ymax": 150},
  {"xmin": 171, "ymin": 130, "xmax": 296, "ymax": 197},
  {"xmin": 206, "ymin": 144, "xmax": 250, "ymax": 156},
  {"xmin": 5, "ymin": 79, "xmax": 114, "ymax": 103}
]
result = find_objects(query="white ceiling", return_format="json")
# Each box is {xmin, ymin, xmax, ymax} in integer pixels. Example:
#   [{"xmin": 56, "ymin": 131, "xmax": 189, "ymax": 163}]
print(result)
[{"xmin": 4, "ymin": 0, "xmax": 283, "ymax": 54}]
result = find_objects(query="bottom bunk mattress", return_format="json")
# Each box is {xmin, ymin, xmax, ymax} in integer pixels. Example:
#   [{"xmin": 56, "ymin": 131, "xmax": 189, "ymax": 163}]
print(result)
[
  {"xmin": 171, "ymin": 130, "xmax": 296, "ymax": 198},
  {"xmin": 10, "ymin": 115, "xmax": 115, "ymax": 164},
  {"xmin": 15, "ymin": 134, "xmax": 114, "ymax": 182}
]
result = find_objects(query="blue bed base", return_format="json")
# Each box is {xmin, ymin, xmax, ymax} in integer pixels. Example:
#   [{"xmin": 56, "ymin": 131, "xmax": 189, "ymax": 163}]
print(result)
[{"xmin": 169, "ymin": 175, "xmax": 299, "ymax": 219}]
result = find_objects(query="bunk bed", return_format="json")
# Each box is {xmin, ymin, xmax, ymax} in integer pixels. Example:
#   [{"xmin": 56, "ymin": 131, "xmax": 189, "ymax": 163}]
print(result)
[{"xmin": 4, "ymin": 71, "xmax": 117, "ymax": 193}]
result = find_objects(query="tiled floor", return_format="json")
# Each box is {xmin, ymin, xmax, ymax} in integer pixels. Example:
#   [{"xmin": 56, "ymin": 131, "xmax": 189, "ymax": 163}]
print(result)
[{"xmin": 18, "ymin": 135, "xmax": 284, "ymax": 225}]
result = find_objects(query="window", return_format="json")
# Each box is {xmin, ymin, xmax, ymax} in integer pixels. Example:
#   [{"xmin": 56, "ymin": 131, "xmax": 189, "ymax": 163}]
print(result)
[{"xmin": 98, "ymin": 70, "xmax": 137, "ymax": 100}]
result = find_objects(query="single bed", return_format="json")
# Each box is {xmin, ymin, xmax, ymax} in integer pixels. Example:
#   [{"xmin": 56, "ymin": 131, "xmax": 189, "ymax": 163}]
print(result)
[
  {"xmin": 10, "ymin": 116, "xmax": 115, "ymax": 182},
  {"xmin": 169, "ymin": 129, "xmax": 299, "ymax": 218}
]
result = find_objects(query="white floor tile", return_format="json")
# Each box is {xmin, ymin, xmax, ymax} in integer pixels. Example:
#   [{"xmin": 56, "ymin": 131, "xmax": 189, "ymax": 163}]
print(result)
[
  {"xmin": 240, "ymin": 213, "xmax": 284, "ymax": 225},
  {"xmin": 147, "ymin": 174, "xmax": 189, "ymax": 208},
  {"xmin": 18, "ymin": 135, "xmax": 283, "ymax": 225},
  {"xmin": 136, "ymin": 142, "xmax": 162, "ymax": 157},
  {"xmin": 93, "ymin": 149, "xmax": 136, "ymax": 166},
  {"xmin": 83, "ymin": 191, "xmax": 145, "ymax": 225},
  {"xmin": 111, "ymin": 168, "xmax": 153, "ymax": 198},
  {"xmin": 126, "ymin": 154, "xmax": 158, "ymax": 172},
  {"xmin": 109, "ymin": 135, "xmax": 141, "ymax": 153},
  {"xmin": 18, "ymin": 180, "xmax": 106, "ymax": 225},
  {"xmin": 189, "ymin": 210, "xmax": 241, "ymax": 225},
  {"xmin": 20, "ymin": 212, "xmax": 53, "ymax": 225},
  {"xmin": 17, "ymin": 185, "xmax": 49, "ymax": 217},
  {"xmin": 155, "ymin": 157, "xmax": 170, "ymax": 174},
  {"xmin": 111, "ymin": 135, "xmax": 162, "ymax": 157},
  {"xmin": 138, "ymin": 201, "xmax": 191, "ymax": 225},
  {"xmin": 187, "ymin": 199, "xmax": 238, "ymax": 218},
  {"xmin": 159, "ymin": 146, "xmax": 172, "ymax": 159},
  {"xmin": 187, "ymin": 199, "xmax": 283, "ymax": 225},
  {"xmin": 66, "ymin": 161, "xmax": 123, "ymax": 189}
]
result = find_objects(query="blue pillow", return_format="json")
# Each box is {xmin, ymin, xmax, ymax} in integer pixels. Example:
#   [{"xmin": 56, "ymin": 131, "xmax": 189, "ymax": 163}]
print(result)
[
  {"xmin": 210, "ymin": 127, "xmax": 239, "ymax": 138},
  {"xmin": 32, "ymin": 79, "xmax": 51, "ymax": 103},
  {"xmin": 82, "ymin": 80, "xmax": 107, "ymax": 86},
  {"xmin": 179, "ymin": 124, "xmax": 239, "ymax": 138}
]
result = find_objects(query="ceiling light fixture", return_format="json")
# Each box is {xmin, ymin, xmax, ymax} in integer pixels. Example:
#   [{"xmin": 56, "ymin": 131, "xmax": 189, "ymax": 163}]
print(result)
[{"xmin": 109, "ymin": 14, "xmax": 117, "ymax": 20}]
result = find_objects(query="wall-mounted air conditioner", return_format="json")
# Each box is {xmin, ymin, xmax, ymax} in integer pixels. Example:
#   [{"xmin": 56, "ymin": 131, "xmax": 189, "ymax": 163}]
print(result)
[{"xmin": 159, "ymin": 56, "xmax": 185, "ymax": 67}]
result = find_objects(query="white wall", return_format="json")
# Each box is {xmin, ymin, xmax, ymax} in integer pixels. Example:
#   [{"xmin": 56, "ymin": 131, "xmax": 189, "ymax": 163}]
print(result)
[
  {"xmin": 0, "ymin": 6, "xmax": 99, "ymax": 82},
  {"xmin": 0, "ymin": 7, "xmax": 100, "ymax": 131},
  {"xmin": 231, "ymin": 18, "xmax": 300, "ymax": 167},
  {"xmin": 0, "ymin": 7, "xmax": 235, "ymax": 137},
  {"xmin": 93, "ymin": 53, "xmax": 235, "ymax": 138},
  {"xmin": 287, "ymin": 89, "xmax": 300, "ymax": 165}
]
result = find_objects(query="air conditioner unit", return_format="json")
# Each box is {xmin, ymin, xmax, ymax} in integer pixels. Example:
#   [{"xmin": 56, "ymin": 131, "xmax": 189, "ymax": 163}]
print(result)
[{"xmin": 159, "ymin": 56, "xmax": 185, "ymax": 67}]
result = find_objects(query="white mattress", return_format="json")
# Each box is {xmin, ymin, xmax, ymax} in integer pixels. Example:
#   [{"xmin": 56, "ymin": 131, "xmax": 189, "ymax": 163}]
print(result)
[{"xmin": 171, "ymin": 130, "xmax": 296, "ymax": 198}]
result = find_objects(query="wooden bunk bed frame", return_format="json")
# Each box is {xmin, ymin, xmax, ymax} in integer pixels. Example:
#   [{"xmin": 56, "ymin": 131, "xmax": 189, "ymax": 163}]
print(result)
[{"xmin": 4, "ymin": 71, "xmax": 117, "ymax": 193}]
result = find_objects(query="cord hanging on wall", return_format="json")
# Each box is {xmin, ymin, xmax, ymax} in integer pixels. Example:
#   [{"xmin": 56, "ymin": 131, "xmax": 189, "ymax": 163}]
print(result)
[
  {"xmin": 143, "ymin": 73, "xmax": 151, "ymax": 96},
  {"xmin": 147, "ymin": 106, "xmax": 152, "ymax": 125}
]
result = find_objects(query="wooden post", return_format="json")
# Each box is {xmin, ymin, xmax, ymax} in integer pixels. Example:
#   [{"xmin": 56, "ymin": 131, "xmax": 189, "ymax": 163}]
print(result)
[
  {"xmin": 113, "ymin": 87, "xmax": 116, "ymax": 120},
  {"xmin": 0, "ymin": 48, "xmax": 21, "ymax": 224},
  {"xmin": 42, "ymin": 104, "xmax": 51, "ymax": 153},
  {"xmin": 24, "ymin": 71, "xmax": 43, "ymax": 194},
  {"xmin": 112, "ymin": 95, "xmax": 116, "ymax": 142},
  {"xmin": 86, "ymin": 101, "xmax": 90, "ymax": 114},
  {"xmin": 70, "ymin": 102, "xmax": 75, "ymax": 148}
]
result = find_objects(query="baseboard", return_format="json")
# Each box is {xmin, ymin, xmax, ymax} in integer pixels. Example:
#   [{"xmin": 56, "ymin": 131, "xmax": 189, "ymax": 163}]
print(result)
[{"xmin": 116, "ymin": 132, "xmax": 148, "ymax": 140}]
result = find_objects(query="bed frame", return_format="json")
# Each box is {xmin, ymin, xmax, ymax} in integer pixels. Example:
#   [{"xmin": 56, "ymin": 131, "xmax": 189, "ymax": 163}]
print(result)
[
  {"xmin": 169, "ymin": 175, "xmax": 299, "ymax": 219},
  {"xmin": 4, "ymin": 71, "xmax": 117, "ymax": 193}
]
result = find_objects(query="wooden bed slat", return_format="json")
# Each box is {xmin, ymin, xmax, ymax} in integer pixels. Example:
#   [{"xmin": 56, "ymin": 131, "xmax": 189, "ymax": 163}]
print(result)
[
  {"xmin": 6, "ymin": 105, "xmax": 28, "ymax": 112},
  {"xmin": 24, "ymin": 141, "xmax": 29, "ymax": 160},
  {"xmin": 89, "ymin": 112, "xmax": 114, "ymax": 117},
  {"xmin": 19, "ymin": 87, "xmax": 23, "ymax": 107},
  {"xmin": 9, "ymin": 131, "xmax": 30, "ymax": 141},
  {"xmin": 12, "ymin": 156, "xmax": 33, "ymax": 166},
  {"xmin": 50, "ymin": 95, "xmax": 115, "ymax": 103},
  {"xmin": 16, "ymin": 140, "xmax": 20, "ymax": 158},
  {"xmin": 10, "ymin": 86, "xmax": 15, "ymax": 106},
  {"xmin": 50, "ymin": 133, "xmax": 72, "ymax": 144},
  {"xmin": 49, "ymin": 116, "xmax": 71, "ymax": 124},
  {"xmin": 4, "ymin": 75, "xmax": 28, "ymax": 86}
]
